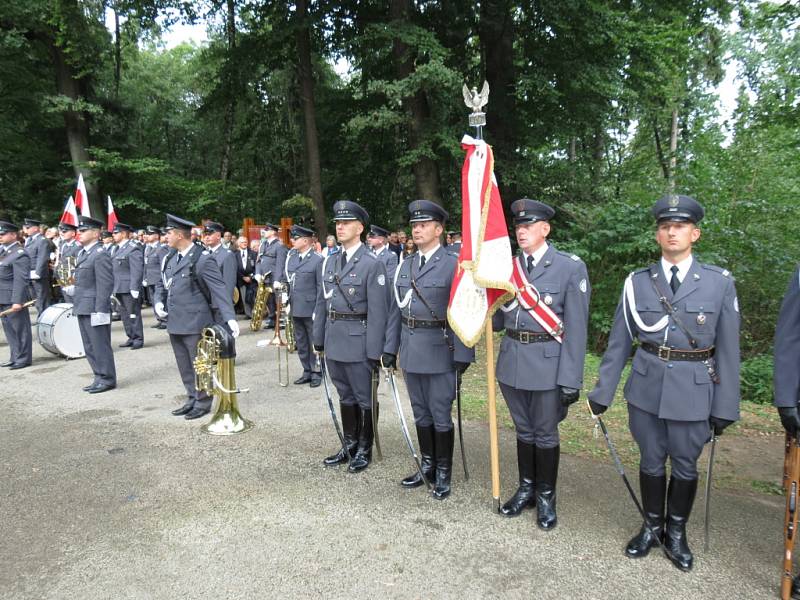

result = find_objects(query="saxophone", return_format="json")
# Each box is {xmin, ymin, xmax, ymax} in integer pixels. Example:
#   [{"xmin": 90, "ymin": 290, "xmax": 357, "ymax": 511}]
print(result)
[{"xmin": 249, "ymin": 277, "xmax": 273, "ymax": 331}]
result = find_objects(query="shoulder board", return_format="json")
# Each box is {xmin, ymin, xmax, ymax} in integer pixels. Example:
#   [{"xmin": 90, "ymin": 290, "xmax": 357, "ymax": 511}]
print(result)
[
  {"xmin": 446, "ymin": 251, "xmax": 459, "ymax": 258},
  {"xmin": 632, "ymin": 266, "xmax": 650, "ymax": 275},
  {"xmin": 555, "ymin": 249, "xmax": 583, "ymax": 263},
  {"xmin": 701, "ymin": 264, "xmax": 731, "ymax": 277}
]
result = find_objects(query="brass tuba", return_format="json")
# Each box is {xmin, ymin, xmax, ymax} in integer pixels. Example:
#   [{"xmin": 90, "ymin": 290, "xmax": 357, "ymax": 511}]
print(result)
[
  {"xmin": 54, "ymin": 255, "xmax": 77, "ymax": 288},
  {"xmin": 194, "ymin": 324, "xmax": 253, "ymax": 435},
  {"xmin": 249, "ymin": 275, "xmax": 272, "ymax": 332}
]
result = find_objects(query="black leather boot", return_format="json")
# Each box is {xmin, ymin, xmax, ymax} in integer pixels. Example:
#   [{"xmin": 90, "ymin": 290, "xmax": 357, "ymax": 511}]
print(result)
[
  {"xmin": 348, "ymin": 408, "xmax": 374, "ymax": 473},
  {"xmin": 625, "ymin": 472, "xmax": 667, "ymax": 558},
  {"xmin": 500, "ymin": 439, "xmax": 537, "ymax": 517},
  {"xmin": 792, "ymin": 574, "xmax": 800, "ymax": 599},
  {"xmin": 664, "ymin": 476, "xmax": 698, "ymax": 571},
  {"xmin": 323, "ymin": 404, "xmax": 359, "ymax": 466},
  {"xmin": 401, "ymin": 425, "xmax": 435, "ymax": 488},
  {"xmin": 432, "ymin": 428, "xmax": 454, "ymax": 499},
  {"xmin": 535, "ymin": 445, "xmax": 559, "ymax": 530}
]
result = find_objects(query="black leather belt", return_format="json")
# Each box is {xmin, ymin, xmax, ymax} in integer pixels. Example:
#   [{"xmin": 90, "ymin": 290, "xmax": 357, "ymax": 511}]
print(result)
[
  {"xmin": 402, "ymin": 316, "xmax": 446, "ymax": 329},
  {"xmin": 507, "ymin": 329, "xmax": 552, "ymax": 343},
  {"xmin": 640, "ymin": 342, "xmax": 715, "ymax": 362},
  {"xmin": 328, "ymin": 309, "xmax": 367, "ymax": 321}
]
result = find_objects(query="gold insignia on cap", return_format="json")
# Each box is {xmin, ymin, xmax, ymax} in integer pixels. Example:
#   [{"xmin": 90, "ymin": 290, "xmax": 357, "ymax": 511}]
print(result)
[{"xmin": 668, "ymin": 196, "xmax": 680, "ymax": 207}]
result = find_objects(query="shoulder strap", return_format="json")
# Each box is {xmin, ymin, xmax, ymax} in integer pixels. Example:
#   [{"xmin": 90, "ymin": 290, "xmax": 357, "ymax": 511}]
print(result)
[{"xmin": 648, "ymin": 274, "xmax": 698, "ymax": 349}]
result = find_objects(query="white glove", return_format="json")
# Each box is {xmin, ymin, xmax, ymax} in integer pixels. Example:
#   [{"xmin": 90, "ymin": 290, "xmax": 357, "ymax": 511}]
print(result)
[
  {"xmin": 227, "ymin": 319, "xmax": 240, "ymax": 338},
  {"xmin": 141, "ymin": 279, "xmax": 148, "ymax": 287},
  {"xmin": 29, "ymin": 270, "xmax": 40, "ymax": 280},
  {"xmin": 130, "ymin": 290, "xmax": 139, "ymax": 299},
  {"xmin": 90, "ymin": 312, "xmax": 111, "ymax": 326},
  {"xmin": 273, "ymin": 281, "xmax": 284, "ymax": 292},
  {"xmin": 155, "ymin": 302, "xmax": 168, "ymax": 318},
  {"xmin": 63, "ymin": 285, "xmax": 75, "ymax": 296},
  {"xmin": 281, "ymin": 292, "xmax": 289, "ymax": 305},
  {"xmin": 254, "ymin": 273, "xmax": 263, "ymax": 283}
]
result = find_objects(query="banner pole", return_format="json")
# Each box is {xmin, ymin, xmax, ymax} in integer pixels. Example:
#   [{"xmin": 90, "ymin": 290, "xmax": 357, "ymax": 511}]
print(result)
[{"xmin": 485, "ymin": 319, "xmax": 501, "ymax": 512}]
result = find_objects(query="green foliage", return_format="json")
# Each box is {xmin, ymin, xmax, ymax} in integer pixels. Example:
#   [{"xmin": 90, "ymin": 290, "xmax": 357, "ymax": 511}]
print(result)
[{"xmin": 740, "ymin": 354, "xmax": 774, "ymax": 405}]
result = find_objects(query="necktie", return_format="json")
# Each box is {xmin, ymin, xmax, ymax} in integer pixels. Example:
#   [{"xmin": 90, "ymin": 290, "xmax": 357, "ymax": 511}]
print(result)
[
  {"xmin": 339, "ymin": 250, "xmax": 346, "ymax": 271},
  {"xmin": 526, "ymin": 255, "xmax": 534, "ymax": 274},
  {"xmin": 176, "ymin": 252, "xmax": 182, "ymax": 264},
  {"xmin": 420, "ymin": 255, "xmax": 427, "ymax": 269},
  {"xmin": 670, "ymin": 265, "xmax": 680, "ymax": 294}
]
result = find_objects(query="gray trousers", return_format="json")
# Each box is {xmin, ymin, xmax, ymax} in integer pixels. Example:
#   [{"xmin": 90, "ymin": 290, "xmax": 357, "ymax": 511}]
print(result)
[
  {"xmin": 117, "ymin": 293, "xmax": 143, "ymax": 343},
  {"xmin": 77, "ymin": 315, "xmax": 116, "ymax": 386},
  {"xmin": 0, "ymin": 305, "xmax": 32, "ymax": 365},
  {"xmin": 168, "ymin": 333, "xmax": 211, "ymax": 410},
  {"xmin": 327, "ymin": 358, "xmax": 372, "ymax": 410},
  {"xmin": 628, "ymin": 404, "xmax": 710, "ymax": 480},
  {"xmin": 32, "ymin": 278, "xmax": 51, "ymax": 314},
  {"xmin": 292, "ymin": 316, "xmax": 319, "ymax": 376},
  {"xmin": 404, "ymin": 370, "xmax": 456, "ymax": 432},
  {"xmin": 499, "ymin": 384, "xmax": 566, "ymax": 448}
]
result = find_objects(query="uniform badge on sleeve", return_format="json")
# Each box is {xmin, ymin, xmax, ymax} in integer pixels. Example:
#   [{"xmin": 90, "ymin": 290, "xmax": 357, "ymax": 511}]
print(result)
[
  {"xmin": 734, "ymin": 297, "xmax": 739, "ymax": 313},
  {"xmin": 377, "ymin": 274, "xmax": 385, "ymax": 286},
  {"xmin": 579, "ymin": 279, "xmax": 587, "ymax": 293}
]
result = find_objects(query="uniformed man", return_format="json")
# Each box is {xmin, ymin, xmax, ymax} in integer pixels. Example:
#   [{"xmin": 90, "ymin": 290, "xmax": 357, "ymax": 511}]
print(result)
[
  {"xmin": 67, "ymin": 216, "xmax": 117, "ymax": 393},
  {"xmin": 101, "ymin": 230, "xmax": 114, "ymax": 250},
  {"xmin": 490, "ymin": 200, "xmax": 589, "ymax": 526},
  {"xmin": 284, "ymin": 225, "xmax": 323, "ymax": 387},
  {"xmin": 384, "ymin": 200, "xmax": 475, "ymax": 499},
  {"xmin": 448, "ymin": 230, "xmax": 462, "ymax": 254},
  {"xmin": 588, "ymin": 194, "xmax": 740, "ymax": 572},
  {"xmin": 254, "ymin": 223, "xmax": 287, "ymax": 328},
  {"xmin": 0, "ymin": 221, "xmax": 33, "ymax": 369},
  {"xmin": 154, "ymin": 214, "xmax": 239, "ymax": 420},
  {"xmin": 202, "ymin": 221, "xmax": 238, "ymax": 304},
  {"xmin": 143, "ymin": 225, "xmax": 170, "ymax": 329},
  {"xmin": 110, "ymin": 223, "xmax": 144, "ymax": 349},
  {"xmin": 313, "ymin": 200, "xmax": 390, "ymax": 473},
  {"xmin": 775, "ymin": 265, "xmax": 800, "ymax": 596},
  {"xmin": 55, "ymin": 222, "xmax": 82, "ymax": 302},
  {"xmin": 367, "ymin": 225, "xmax": 399, "ymax": 278},
  {"xmin": 22, "ymin": 218, "xmax": 52, "ymax": 314}
]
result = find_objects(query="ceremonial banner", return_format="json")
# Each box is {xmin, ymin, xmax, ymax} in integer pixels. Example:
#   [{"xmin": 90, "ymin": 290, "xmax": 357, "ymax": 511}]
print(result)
[
  {"xmin": 106, "ymin": 195, "xmax": 119, "ymax": 231},
  {"xmin": 447, "ymin": 135, "xmax": 514, "ymax": 347},
  {"xmin": 74, "ymin": 174, "xmax": 91, "ymax": 217},
  {"xmin": 59, "ymin": 196, "xmax": 79, "ymax": 227}
]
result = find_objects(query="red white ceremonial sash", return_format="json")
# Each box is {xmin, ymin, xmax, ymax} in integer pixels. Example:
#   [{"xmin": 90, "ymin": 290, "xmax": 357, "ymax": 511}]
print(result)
[{"xmin": 510, "ymin": 256, "xmax": 564, "ymax": 343}]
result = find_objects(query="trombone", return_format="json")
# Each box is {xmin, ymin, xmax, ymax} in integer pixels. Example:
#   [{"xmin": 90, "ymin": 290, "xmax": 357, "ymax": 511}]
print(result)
[{"xmin": 270, "ymin": 283, "xmax": 292, "ymax": 387}]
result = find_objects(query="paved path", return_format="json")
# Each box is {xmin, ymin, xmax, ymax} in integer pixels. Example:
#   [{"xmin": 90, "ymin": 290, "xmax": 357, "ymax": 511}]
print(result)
[{"xmin": 0, "ymin": 312, "xmax": 786, "ymax": 599}]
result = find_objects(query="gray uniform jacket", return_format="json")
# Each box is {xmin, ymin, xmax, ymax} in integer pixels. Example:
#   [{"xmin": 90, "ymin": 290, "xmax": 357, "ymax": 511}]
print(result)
[
  {"xmin": 312, "ymin": 244, "xmax": 389, "ymax": 362},
  {"xmin": 385, "ymin": 247, "xmax": 474, "ymax": 373},
  {"xmin": 774, "ymin": 266, "xmax": 800, "ymax": 408},
  {"xmin": 492, "ymin": 246, "xmax": 590, "ymax": 391},
  {"xmin": 0, "ymin": 243, "xmax": 32, "ymax": 304},
  {"xmin": 285, "ymin": 248, "xmax": 323, "ymax": 318},
  {"xmin": 155, "ymin": 245, "xmax": 236, "ymax": 335},
  {"xmin": 374, "ymin": 247, "xmax": 398, "ymax": 279},
  {"xmin": 143, "ymin": 243, "xmax": 169, "ymax": 286},
  {"xmin": 24, "ymin": 234, "xmax": 50, "ymax": 279},
  {"xmin": 588, "ymin": 260, "xmax": 741, "ymax": 423},
  {"xmin": 72, "ymin": 244, "xmax": 114, "ymax": 315},
  {"xmin": 209, "ymin": 245, "xmax": 238, "ymax": 297},
  {"xmin": 111, "ymin": 241, "xmax": 144, "ymax": 294},
  {"xmin": 255, "ymin": 238, "xmax": 288, "ymax": 282}
]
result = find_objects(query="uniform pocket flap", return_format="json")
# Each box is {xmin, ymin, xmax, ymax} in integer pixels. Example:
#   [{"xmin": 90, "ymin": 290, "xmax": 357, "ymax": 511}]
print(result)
[
  {"xmin": 422, "ymin": 279, "xmax": 446, "ymax": 287},
  {"xmin": 636, "ymin": 302, "xmax": 663, "ymax": 312},
  {"xmin": 685, "ymin": 301, "xmax": 715, "ymax": 313},
  {"xmin": 539, "ymin": 283, "xmax": 560, "ymax": 293}
]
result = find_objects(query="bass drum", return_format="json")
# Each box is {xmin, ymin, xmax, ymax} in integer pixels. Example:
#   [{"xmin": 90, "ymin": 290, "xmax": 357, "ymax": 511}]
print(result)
[{"xmin": 37, "ymin": 303, "xmax": 85, "ymax": 359}]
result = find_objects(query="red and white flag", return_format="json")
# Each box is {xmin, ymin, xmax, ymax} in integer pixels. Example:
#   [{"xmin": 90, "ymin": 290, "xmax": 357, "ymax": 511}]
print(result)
[
  {"xmin": 59, "ymin": 195, "xmax": 79, "ymax": 227},
  {"xmin": 74, "ymin": 174, "xmax": 91, "ymax": 217},
  {"xmin": 447, "ymin": 135, "xmax": 514, "ymax": 347},
  {"xmin": 106, "ymin": 195, "xmax": 119, "ymax": 231}
]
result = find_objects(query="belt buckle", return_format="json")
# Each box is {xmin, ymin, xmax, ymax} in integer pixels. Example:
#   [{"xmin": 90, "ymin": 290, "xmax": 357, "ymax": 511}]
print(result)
[
  {"xmin": 328, "ymin": 308, "xmax": 336, "ymax": 321},
  {"xmin": 657, "ymin": 345, "xmax": 671, "ymax": 361},
  {"xmin": 407, "ymin": 316, "xmax": 416, "ymax": 329},
  {"xmin": 519, "ymin": 331, "xmax": 530, "ymax": 344}
]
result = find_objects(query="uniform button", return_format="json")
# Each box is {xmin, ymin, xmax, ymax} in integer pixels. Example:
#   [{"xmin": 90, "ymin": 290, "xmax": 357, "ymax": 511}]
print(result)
[
  {"xmin": 670, "ymin": 326, "xmax": 676, "ymax": 331},
  {"xmin": 667, "ymin": 364, "xmax": 673, "ymax": 368}
]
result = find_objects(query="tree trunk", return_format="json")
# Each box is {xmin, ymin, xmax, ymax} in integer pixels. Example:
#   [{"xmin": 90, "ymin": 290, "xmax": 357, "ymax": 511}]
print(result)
[
  {"xmin": 667, "ymin": 107, "xmax": 679, "ymax": 192},
  {"xmin": 478, "ymin": 0, "xmax": 517, "ymax": 206},
  {"xmin": 113, "ymin": 5, "xmax": 121, "ymax": 98},
  {"xmin": 52, "ymin": 42, "xmax": 100, "ymax": 215},
  {"xmin": 591, "ymin": 127, "xmax": 604, "ymax": 190},
  {"xmin": 390, "ymin": 0, "xmax": 441, "ymax": 203},
  {"xmin": 295, "ymin": 0, "xmax": 326, "ymax": 237},
  {"xmin": 219, "ymin": 0, "xmax": 236, "ymax": 183}
]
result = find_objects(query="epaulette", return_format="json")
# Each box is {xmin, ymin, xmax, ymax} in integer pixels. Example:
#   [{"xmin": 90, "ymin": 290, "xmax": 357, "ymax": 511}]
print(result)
[
  {"xmin": 701, "ymin": 264, "xmax": 731, "ymax": 277},
  {"xmin": 555, "ymin": 249, "xmax": 581, "ymax": 262},
  {"xmin": 447, "ymin": 251, "xmax": 459, "ymax": 258}
]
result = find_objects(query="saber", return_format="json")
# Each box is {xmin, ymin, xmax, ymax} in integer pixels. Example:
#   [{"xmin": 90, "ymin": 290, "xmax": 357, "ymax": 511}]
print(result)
[
  {"xmin": 587, "ymin": 401, "xmax": 669, "ymax": 557},
  {"xmin": 456, "ymin": 371, "xmax": 469, "ymax": 480},
  {"xmin": 386, "ymin": 367, "xmax": 431, "ymax": 490},
  {"xmin": 371, "ymin": 367, "xmax": 382, "ymax": 460},
  {"xmin": 320, "ymin": 355, "xmax": 349, "ymax": 460},
  {"xmin": 703, "ymin": 430, "xmax": 717, "ymax": 552}
]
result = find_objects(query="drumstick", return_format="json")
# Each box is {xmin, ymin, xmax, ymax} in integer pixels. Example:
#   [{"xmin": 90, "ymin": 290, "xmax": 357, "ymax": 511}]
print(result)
[{"xmin": 0, "ymin": 300, "xmax": 35, "ymax": 318}]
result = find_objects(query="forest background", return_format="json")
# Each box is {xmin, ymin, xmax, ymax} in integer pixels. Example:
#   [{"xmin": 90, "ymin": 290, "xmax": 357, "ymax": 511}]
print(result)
[{"xmin": 0, "ymin": 0, "xmax": 797, "ymax": 397}]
